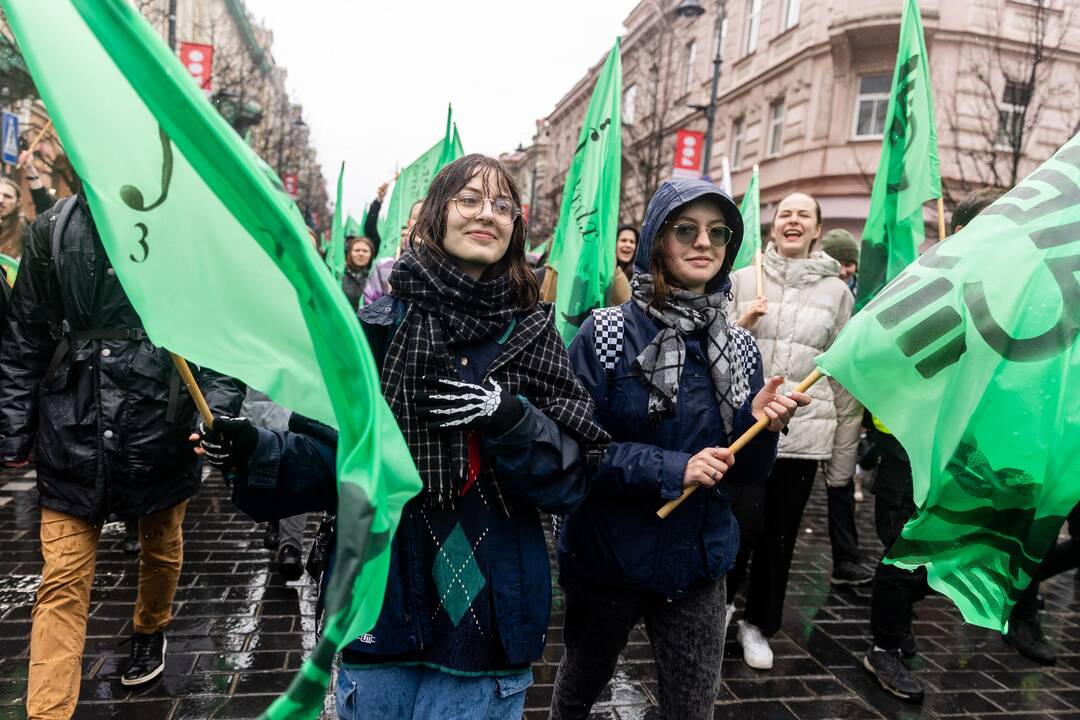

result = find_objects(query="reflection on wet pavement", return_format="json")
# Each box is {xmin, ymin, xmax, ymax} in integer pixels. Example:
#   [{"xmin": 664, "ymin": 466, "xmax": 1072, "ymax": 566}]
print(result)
[{"xmin": 1, "ymin": 467, "xmax": 1079, "ymax": 719}]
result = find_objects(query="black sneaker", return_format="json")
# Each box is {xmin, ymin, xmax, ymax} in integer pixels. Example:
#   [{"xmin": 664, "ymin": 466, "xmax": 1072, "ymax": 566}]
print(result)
[
  {"xmin": 278, "ymin": 544, "xmax": 303, "ymax": 582},
  {"xmin": 832, "ymin": 562, "xmax": 873, "ymax": 586},
  {"xmin": 121, "ymin": 631, "xmax": 166, "ymax": 686},
  {"xmin": 1004, "ymin": 614, "xmax": 1057, "ymax": 666},
  {"xmin": 263, "ymin": 521, "xmax": 279, "ymax": 550},
  {"xmin": 863, "ymin": 648, "xmax": 924, "ymax": 702}
]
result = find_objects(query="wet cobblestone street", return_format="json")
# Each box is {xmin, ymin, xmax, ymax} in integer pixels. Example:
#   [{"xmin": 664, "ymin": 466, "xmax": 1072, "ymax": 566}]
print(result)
[{"xmin": 1, "ymin": 467, "xmax": 1078, "ymax": 719}]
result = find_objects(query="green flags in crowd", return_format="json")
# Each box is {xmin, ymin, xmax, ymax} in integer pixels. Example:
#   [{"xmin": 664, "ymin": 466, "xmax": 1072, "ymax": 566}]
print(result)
[
  {"xmin": 375, "ymin": 105, "xmax": 464, "ymax": 261},
  {"xmin": 328, "ymin": 161, "xmax": 345, "ymax": 281},
  {"xmin": 548, "ymin": 38, "xmax": 622, "ymax": 344},
  {"xmin": 2, "ymin": 1, "xmax": 423, "ymax": 717},
  {"xmin": 732, "ymin": 164, "xmax": 760, "ymax": 270},
  {"xmin": 817, "ymin": 131, "xmax": 1080, "ymax": 632},
  {"xmin": 344, "ymin": 213, "xmax": 362, "ymax": 238},
  {"xmin": 855, "ymin": 0, "xmax": 941, "ymax": 311}
]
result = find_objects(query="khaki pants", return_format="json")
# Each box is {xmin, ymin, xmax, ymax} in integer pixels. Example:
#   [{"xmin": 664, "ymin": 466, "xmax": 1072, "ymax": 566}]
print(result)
[{"xmin": 26, "ymin": 501, "xmax": 187, "ymax": 720}]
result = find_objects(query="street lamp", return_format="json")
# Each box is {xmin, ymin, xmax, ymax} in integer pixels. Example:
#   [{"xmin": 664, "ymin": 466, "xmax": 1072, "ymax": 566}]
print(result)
[{"xmin": 677, "ymin": 0, "xmax": 726, "ymax": 182}]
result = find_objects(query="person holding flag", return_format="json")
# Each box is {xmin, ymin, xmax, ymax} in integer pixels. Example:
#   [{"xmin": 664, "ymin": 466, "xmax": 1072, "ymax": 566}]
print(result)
[
  {"xmin": 202, "ymin": 154, "xmax": 608, "ymax": 719},
  {"xmin": 726, "ymin": 192, "xmax": 868, "ymax": 671},
  {"xmin": 550, "ymin": 178, "xmax": 809, "ymax": 720},
  {"xmin": 363, "ymin": 197, "xmax": 424, "ymax": 305}
]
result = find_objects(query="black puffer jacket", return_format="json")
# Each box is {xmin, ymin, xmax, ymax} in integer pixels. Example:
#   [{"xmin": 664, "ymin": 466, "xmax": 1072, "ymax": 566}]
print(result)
[{"xmin": 0, "ymin": 194, "xmax": 244, "ymax": 521}]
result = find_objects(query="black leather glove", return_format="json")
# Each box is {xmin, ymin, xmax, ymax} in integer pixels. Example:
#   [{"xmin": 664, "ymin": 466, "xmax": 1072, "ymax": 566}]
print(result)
[
  {"xmin": 413, "ymin": 377, "xmax": 524, "ymax": 436},
  {"xmin": 199, "ymin": 416, "xmax": 258, "ymax": 472}
]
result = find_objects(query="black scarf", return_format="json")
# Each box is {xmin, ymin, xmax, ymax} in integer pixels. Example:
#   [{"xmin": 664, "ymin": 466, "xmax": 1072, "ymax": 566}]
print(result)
[{"xmin": 383, "ymin": 249, "xmax": 608, "ymax": 508}]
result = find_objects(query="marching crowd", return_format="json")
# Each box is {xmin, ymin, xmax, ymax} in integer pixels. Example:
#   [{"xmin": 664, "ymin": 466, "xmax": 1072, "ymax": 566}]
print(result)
[{"xmin": 0, "ymin": 150, "xmax": 1071, "ymax": 720}]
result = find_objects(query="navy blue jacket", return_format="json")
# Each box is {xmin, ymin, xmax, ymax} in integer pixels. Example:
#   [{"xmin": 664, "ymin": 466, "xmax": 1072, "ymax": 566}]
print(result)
[
  {"xmin": 230, "ymin": 296, "xmax": 587, "ymax": 669},
  {"xmin": 558, "ymin": 177, "xmax": 776, "ymax": 598}
]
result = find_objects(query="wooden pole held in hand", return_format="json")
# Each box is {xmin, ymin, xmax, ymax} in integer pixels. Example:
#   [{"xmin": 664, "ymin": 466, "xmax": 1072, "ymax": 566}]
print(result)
[
  {"xmin": 937, "ymin": 196, "xmax": 947, "ymax": 240},
  {"xmin": 19, "ymin": 119, "xmax": 53, "ymax": 168},
  {"xmin": 656, "ymin": 369, "xmax": 824, "ymax": 519},
  {"xmin": 170, "ymin": 353, "xmax": 214, "ymax": 429},
  {"xmin": 754, "ymin": 249, "xmax": 764, "ymax": 297}
]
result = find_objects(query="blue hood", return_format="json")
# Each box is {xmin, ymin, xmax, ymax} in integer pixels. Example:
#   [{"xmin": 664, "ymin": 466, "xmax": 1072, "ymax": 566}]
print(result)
[{"xmin": 634, "ymin": 178, "xmax": 744, "ymax": 285}]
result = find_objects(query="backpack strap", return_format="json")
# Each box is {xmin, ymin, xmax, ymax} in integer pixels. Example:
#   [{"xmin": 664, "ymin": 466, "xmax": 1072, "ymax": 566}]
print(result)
[
  {"xmin": 50, "ymin": 196, "xmax": 78, "ymax": 274},
  {"xmin": 591, "ymin": 306, "xmax": 625, "ymax": 377}
]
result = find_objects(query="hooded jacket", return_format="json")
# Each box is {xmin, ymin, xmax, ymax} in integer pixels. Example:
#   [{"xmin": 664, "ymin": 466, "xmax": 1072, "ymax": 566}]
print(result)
[
  {"xmin": 560, "ymin": 178, "xmax": 777, "ymax": 597},
  {"xmin": 0, "ymin": 195, "xmax": 245, "ymax": 521},
  {"xmin": 729, "ymin": 244, "xmax": 862, "ymax": 484}
]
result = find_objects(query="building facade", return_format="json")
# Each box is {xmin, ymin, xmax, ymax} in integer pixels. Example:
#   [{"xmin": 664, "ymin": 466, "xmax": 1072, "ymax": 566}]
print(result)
[{"xmin": 531, "ymin": 0, "xmax": 1080, "ymax": 243}]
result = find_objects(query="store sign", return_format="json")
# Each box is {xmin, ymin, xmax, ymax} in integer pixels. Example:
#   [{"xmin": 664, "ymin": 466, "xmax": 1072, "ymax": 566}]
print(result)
[
  {"xmin": 672, "ymin": 129, "xmax": 705, "ymax": 178},
  {"xmin": 179, "ymin": 42, "xmax": 213, "ymax": 95}
]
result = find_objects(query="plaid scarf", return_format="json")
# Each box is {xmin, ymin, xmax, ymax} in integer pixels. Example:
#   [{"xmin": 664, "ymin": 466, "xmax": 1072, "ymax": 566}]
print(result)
[
  {"xmin": 384, "ymin": 250, "xmax": 608, "ymax": 509},
  {"xmin": 631, "ymin": 274, "xmax": 751, "ymax": 431}
]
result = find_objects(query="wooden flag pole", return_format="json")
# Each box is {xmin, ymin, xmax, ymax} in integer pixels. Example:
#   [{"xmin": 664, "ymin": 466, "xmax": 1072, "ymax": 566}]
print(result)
[
  {"xmin": 170, "ymin": 353, "xmax": 214, "ymax": 429},
  {"xmin": 540, "ymin": 266, "xmax": 558, "ymax": 302},
  {"xmin": 18, "ymin": 119, "xmax": 53, "ymax": 168},
  {"xmin": 656, "ymin": 369, "xmax": 823, "ymax": 519},
  {"xmin": 936, "ymin": 196, "xmax": 947, "ymax": 240},
  {"xmin": 755, "ymin": 249, "xmax": 764, "ymax": 297}
]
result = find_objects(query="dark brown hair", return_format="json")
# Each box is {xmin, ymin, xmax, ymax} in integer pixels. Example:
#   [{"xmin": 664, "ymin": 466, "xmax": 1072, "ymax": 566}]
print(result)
[
  {"xmin": 410, "ymin": 153, "xmax": 539, "ymax": 309},
  {"xmin": 951, "ymin": 188, "xmax": 1002, "ymax": 234}
]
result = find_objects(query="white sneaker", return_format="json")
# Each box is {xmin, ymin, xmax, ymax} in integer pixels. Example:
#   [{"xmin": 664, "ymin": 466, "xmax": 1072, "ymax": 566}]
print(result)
[
  {"xmin": 724, "ymin": 603, "xmax": 735, "ymax": 630},
  {"xmin": 737, "ymin": 620, "xmax": 774, "ymax": 670}
]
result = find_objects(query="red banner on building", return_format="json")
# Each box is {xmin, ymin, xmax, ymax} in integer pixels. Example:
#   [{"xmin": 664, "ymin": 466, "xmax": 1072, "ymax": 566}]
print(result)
[
  {"xmin": 281, "ymin": 173, "xmax": 299, "ymax": 198},
  {"xmin": 673, "ymin": 129, "xmax": 705, "ymax": 178},
  {"xmin": 179, "ymin": 42, "xmax": 213, "ymax": 94}
]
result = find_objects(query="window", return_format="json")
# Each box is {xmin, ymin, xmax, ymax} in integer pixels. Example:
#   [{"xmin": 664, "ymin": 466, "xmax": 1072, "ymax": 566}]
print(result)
[
  {"xmin": 767, "ymin": 98, "xmax": 785, "ymax": 156},
  {"xmin": 783, "ymin": 0, "xmax": 800, "ymax": 30},
  {"xmin": 744, "ymin": 0, "xmax": 762, "ymax": 55},
  {"xmin": 731, "ymin": 117, "xmax": 746, "ymax": 167},
  {"xmin": 996, "ymin": 78, "xmax": 1031, "ymax": 150},
  {"xmin": 853, "ymin": 74, "xmax": 890, "ymax": 137},
  {"xmin": 684, "ymin": 41, "xmax": 697, "ymax": 94},
  {"xmin": 623, "ymin": 84, "xmax": 638, "ymax": 125}
]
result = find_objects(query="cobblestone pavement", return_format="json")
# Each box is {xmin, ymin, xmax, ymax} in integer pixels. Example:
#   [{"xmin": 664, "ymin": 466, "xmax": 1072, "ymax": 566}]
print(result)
[{"xmin": 1, "ymin": 467, "xmax": 1078, "ymax": 719}]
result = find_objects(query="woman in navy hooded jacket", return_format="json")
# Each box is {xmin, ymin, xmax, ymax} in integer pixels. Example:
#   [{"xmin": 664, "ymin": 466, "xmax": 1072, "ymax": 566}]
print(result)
[
  {"xmin": 198, "ymin": 155, "xmax": 608, "ymax": 719},
  {"xmin": 550, "ymin": 179, "xmax": 810, "ymax": 720}
]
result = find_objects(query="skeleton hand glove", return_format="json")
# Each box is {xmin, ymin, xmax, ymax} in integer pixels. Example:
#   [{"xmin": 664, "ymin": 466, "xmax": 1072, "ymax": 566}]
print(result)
[
  {"xmin": 413, "ymin": 377, "xmax": 524, "ymax": 436},
  {"xmin": 199, "ymin": 416, "xmax": 258, "ymax": 472}
]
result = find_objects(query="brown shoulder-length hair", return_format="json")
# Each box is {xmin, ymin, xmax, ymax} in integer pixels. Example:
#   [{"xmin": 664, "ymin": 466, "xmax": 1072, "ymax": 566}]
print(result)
[{"xmin": 409, "ymin": 153, "xmax": 539, "ymax": 309}]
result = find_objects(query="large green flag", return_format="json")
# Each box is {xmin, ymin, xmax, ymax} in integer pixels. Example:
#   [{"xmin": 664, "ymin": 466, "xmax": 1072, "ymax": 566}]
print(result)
[
  {"xmin": 375, "ymin": 106, "xmax": 463, "ymax": 261},
  {"xmin": 2, "ymin": 1, "xmax": 422, "ymax": 716},
  {"xmin": 855, "ymin": 0, "xmax": 941, "ymax": 311},
  {"xmin": 549, "ymin": 39, "xmax": 622, "ymax": 343},
  {"xmin": 732, "ymin": 165, "xmax": 760, "ymax": 270},
  {"xmin": 817, "ymin": 131, "xmax": 1080, "ymax": 632},
  {"xmin": 328, "ymin": 161, "xmax": 345, "ymax": 281}
]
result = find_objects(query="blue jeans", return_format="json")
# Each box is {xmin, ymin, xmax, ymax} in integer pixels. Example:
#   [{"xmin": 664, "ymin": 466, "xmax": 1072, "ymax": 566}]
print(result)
[{"xmin": 336, "ymin": 664, "xmax": 533, "ymax": 719}]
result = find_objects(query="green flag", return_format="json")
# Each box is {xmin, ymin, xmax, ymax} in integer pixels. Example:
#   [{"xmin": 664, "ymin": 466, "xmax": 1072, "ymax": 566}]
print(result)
[
  {"xmin": 375, "ymin": 105, "xmax": 463, "ymax": 261},
  {"xmin": 855, "ymin": 0, "xmax": 941, "ymax": 311},
  {"xmin": 732, "ymin": 165, "xmax": 760, "ymax": 270},
  {"xmin": 816, "ymin": 131, "xmax": 1080, "ymax": 632},
  {"xmin": 549, "ymin": 39, "xmax": 622, "ymax": 343},
  {"xmin": 2, "ymin": 1, "xmax": 423, "ymax": 716},
  {"xmin": 345, "ymin": 213, "xmax": 362, "ymax": 238},
  {"xmin": 328, "ymin": 161, "xmax": 345, "ymax": 281}
]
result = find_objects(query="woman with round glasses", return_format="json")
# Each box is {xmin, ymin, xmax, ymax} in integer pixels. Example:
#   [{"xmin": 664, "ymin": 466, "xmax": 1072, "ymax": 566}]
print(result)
[
  {"xmin": 205, "ymin": 154, "xmax": 608, "ymax": 718},
  {"xmin": 550, "ymin": 178, "xmax": 809, "ymax": 719},
  {"xmin": 725, "ymin": 192, "xmax": 864, "ymax": 671}
]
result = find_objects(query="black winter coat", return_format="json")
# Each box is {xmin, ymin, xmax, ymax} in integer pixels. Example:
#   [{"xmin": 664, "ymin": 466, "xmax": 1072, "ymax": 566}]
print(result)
[{"xmin": 0, "ymin": 195, "xmax": 245, "ymax": 521}]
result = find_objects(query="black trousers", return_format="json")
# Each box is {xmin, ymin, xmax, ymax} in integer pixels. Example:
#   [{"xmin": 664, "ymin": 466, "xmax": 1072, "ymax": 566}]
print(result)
[
  {"xmin": 827, "ymin": 479, "xmax": 860, "ymax": 566},
  {"xmin": 727, "ymin": 458, "xmax": 817, "ymax": 636},
  {"xmin": 1012, "ymin": 503, "xmax": 1080, "ymax": 620},
  {"xmin": 550, "ymin": 574, "xmax": 726, "ymax": 720},
  {"xmin": 870, "ymin": 453, "xmax": 929, "ymax": 649}
]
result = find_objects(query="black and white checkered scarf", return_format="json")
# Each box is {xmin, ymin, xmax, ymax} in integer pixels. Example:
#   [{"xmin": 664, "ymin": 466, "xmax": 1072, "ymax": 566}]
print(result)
[
  {"xmin": 631, "ymin": 274, "xmax": 752, "ymax": 431},
  {"xmin": 384, "ymin": 249, "xmax": 608, "ymax": 509}
]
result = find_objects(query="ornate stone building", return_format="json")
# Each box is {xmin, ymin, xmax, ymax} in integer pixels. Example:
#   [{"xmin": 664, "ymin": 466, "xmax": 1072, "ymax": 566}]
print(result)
[{"xmin": 530, "ymin": 0, "xmax": 1080, "ymax": 243}]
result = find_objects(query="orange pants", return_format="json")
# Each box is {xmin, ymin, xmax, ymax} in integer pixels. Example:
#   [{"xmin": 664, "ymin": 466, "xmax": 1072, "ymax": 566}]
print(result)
[{"xmin": 26, "ymin": 502, "xmax": 187, "ymax": 720}]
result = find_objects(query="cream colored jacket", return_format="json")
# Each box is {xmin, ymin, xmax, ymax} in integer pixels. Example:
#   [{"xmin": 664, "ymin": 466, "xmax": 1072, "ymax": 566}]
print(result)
[{"xmin": 728, "ymin": 245, "xmax": 862, "ymax": 486}]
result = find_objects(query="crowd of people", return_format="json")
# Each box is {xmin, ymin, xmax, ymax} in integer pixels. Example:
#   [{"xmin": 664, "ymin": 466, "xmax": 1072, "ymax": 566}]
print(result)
[{"xmin": 0, "ymin": 148, "xmax": 1071, "ymax": 720}]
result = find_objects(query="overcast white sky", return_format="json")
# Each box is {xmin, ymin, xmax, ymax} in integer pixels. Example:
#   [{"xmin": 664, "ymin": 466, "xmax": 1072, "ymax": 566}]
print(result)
[{"xmin": 243, "ymin": 0, "xmax": 639, "ymax": 219}]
